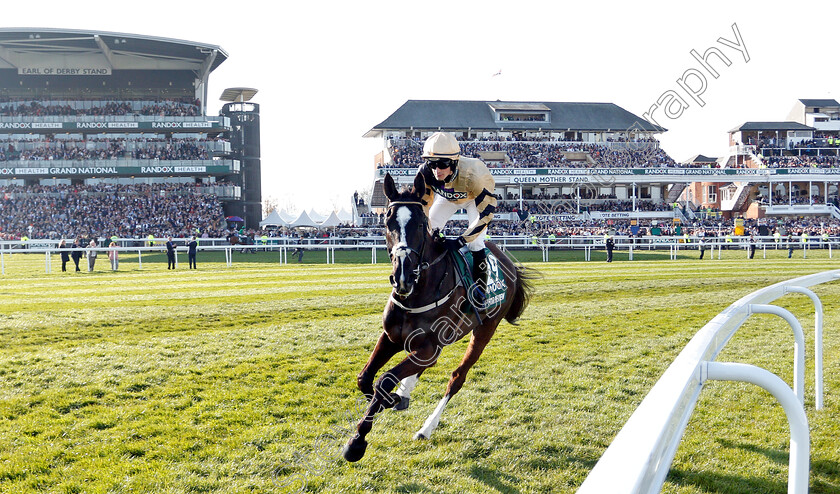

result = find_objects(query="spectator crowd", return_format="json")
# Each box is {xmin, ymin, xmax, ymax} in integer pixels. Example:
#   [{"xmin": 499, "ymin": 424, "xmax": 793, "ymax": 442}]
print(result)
[
  {"xmin": 0, "ymin": 183, "xmax": 227, "ymax": 239},
  {"xmin": 0, "ymin": 98, "xmax": 202, "ymax": 117},
  {"xmin": 0, "ymin": 137, "xmax": 213, "ymax": 162},
  {"xmin": 386, "ymin": 138, "xmax": 679, "ymax": 169},
  {"xmin": 386, "ymin": 136, "xmax": 840, "ymax": 170}
]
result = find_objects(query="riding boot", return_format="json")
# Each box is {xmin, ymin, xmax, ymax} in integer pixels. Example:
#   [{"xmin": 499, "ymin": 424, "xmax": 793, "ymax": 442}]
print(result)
[{"xmin": 471, "ymin": 248, "xmax": 487, "ymax": 309}]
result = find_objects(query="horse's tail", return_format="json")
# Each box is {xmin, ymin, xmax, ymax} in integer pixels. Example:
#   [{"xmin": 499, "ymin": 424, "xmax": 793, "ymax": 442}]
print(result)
[{"xmin": 505, "ymin": 263, "xmax": 537, "ymax": 325}]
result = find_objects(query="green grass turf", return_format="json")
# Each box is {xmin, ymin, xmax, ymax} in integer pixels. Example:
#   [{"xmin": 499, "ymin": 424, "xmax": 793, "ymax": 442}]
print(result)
[{"xmin": 0, "ymin": 250, "xmax": 838, "ymax": 493}]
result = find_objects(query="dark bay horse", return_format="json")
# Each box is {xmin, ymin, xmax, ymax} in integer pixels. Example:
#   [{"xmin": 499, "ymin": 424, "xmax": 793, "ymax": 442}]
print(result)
[{"xmin": 342, "ymin": 172, "xmax": 535, "ymax": 462}]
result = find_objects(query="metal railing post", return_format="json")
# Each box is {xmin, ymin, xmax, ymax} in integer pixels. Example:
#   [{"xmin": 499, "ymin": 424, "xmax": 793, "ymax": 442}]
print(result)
[
  {"xmin": 703, "ymin": 361, "xmax": 809, "ymax": 494},
  {"xmin": 749, "ymin": 304, "xmax": 805, "ymax": 403},
  {"xmin": 785, "ymin": 286, "xmax": 825, "ymax": 410}
]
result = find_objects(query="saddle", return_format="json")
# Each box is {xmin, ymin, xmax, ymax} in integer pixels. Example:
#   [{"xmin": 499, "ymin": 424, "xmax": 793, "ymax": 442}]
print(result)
[{"xmin": 451, "ymin": 247, "xmax": 508, "ymax": 311}]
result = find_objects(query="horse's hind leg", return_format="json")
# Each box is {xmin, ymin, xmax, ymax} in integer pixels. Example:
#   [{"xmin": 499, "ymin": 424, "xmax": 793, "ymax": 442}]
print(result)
[{"xmin": 414, "ymin": 326, "xmax": 496, "ymax": 440}]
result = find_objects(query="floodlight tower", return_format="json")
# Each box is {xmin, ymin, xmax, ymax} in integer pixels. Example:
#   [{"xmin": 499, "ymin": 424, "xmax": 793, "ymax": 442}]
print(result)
[{"xmin": 220, "ymin": 87, "xmax": 261, "ymax": 228}]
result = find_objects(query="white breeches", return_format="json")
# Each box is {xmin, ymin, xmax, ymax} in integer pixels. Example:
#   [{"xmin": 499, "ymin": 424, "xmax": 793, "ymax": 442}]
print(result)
[{"xmin": 429, "ymin": 197, "xmax": 485, "ymax": 252}]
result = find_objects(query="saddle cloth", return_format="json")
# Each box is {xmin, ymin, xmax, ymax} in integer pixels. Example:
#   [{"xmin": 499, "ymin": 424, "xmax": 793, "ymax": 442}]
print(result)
[{"xmin": 452, "ymin": 247, "xmax": 508, "ymax": 311}]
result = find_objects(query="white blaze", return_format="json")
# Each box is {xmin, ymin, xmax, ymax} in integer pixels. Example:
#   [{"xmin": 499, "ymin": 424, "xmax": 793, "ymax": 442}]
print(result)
[{"xmin": 391, "ymin": 206, "xmax": 412, "ymax": 285}]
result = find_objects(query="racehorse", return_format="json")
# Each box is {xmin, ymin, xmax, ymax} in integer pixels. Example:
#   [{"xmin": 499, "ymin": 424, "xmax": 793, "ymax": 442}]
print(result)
[
  {"xmin": 342, "ymin": 172, "xmax": 535, "ymax": 462},
  {"xmin": 227, "ymin": 232, "xmax": 255, "ymax": 253}
]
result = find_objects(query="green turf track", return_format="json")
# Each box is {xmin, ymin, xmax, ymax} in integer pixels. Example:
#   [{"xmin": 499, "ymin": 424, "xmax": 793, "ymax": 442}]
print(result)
[{"xmin": 0, "ymin": 249, "xmax": 838, "ymax": 493}]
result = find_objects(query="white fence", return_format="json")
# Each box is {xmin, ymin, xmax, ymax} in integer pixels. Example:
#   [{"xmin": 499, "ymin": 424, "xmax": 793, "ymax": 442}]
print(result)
[
  {"xmin": 578, "ymin": 269, "xmax": 837, "ymax": 494},
  {"xmin": 0, "ymin": 235, "xmax": 836, "ymax": 274}
]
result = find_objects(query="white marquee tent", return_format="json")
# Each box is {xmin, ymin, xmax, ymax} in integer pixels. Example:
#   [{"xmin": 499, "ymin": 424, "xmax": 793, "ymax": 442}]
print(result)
[
  {"xmin": 319, "ymin": 211, "xmax": 342, "ymax": 228},
  {"xmin": 307, "ymin": 209, "xmax": 326, "ymax": 223},
  {"xmin": 279, "ymin": 210, "xmax": 298, "ymax": 223},
  {"xmin": 338, "ymin": 208, "xmax": 353, "ymax": 223},
  {"xmin": 259, "ymin": 210, "xmax": 288, "ymax": 227},
  {"xmin": 289, "ymin": 210, "xmax": 319, "ymax": 228}
]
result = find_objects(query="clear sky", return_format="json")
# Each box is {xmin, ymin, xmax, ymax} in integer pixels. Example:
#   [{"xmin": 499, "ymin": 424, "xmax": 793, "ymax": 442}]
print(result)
[{"xmin": 7, "ymin": 0, "xmax": 840, "ymax": 215}]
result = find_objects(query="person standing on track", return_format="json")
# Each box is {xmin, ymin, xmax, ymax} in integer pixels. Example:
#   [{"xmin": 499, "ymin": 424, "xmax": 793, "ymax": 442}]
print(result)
[
  {"xmin": 71, "ymin": 238, "xmax": 83, "ymax": 272},
  {"xmin": 59, "ymin": 239, "xmax": 70, "ymax": 272},
  {"xmin": 87, "ymin": 239, "xmax": 98, "ymax": 272},
  {"xmin": 187, "ymin": 236, "xmax": 198, "ymax": 269},
  {"xmin": 108, "ymin": 241, "xmax": 119, "ymax": 271},
  {"xmin": 605, "ymin": 234, "xmax": 615, "ymax": 263},
  {"xmin": 166, "ymin": 237, "xmax": 176, "ymax": 270}
]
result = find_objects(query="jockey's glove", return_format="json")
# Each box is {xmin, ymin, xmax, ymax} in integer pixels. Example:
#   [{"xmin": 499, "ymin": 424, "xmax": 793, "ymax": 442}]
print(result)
[
  {"xmin": 445, "ymin": 236, "xmax": 467, "ymax": 251},
  {"xmin": 431, "ymin": 229, "xmax": 465, "ymax": 251}
]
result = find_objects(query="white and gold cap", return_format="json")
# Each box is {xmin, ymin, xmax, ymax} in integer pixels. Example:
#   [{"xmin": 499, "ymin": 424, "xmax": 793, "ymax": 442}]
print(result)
[{"xmin": 421, "ymin": 132, "xmax": 460, "ymax": 160}]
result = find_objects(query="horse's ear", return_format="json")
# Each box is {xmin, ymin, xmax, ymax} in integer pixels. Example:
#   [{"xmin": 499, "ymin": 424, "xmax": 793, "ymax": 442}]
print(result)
[
  {"xmin": 412, "ymin": 172, "xmax": 426, "ymax": 199},
  {"xmin": 383, "ymin": 173, "xmax": 398, "ymax": 202}
]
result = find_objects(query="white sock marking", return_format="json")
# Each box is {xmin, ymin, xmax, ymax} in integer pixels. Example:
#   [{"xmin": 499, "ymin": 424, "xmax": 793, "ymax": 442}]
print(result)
[
  {"xmin": 416, "ymin": 395, "xmax": 450, "ymax": 439},
  {"xmin": 397, "ymin": 374, "xmax": 419, "ymax": 398}
]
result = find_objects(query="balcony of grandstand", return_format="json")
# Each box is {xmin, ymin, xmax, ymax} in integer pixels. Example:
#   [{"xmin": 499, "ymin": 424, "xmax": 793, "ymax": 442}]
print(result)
[
  {"xmin": 729, "ymin": 121, "xmax": 840, "ymax": 168},
  {"xmin": 0, "ymin": 98, "xmax": 201, "ymax": 118},
  {"xmin": 0, "ymin": 135, "xmax": 229, "ymax": 162}
]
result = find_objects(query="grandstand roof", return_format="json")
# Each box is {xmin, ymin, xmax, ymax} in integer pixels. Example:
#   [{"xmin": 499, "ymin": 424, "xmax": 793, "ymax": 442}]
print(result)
[
  {"xmin": 798, "ymin": 99, "xmax": 840, "ymax": 108},
  {"xmin": 0, "ymin": 28, "xmax": 227, "ymax": 73},
  {"xmin": 364, "ymin": 100, "xmax": 665, "ymax": 137},
  {"xmin": 729, "ymin": 121, "xmax": 814, "ymax": 132}
]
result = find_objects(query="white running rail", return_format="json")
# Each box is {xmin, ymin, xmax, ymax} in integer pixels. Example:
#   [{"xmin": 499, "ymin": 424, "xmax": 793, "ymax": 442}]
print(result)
[{"xmin": 578, "ymin": 269, "xmax": 838, "ymax": 494}]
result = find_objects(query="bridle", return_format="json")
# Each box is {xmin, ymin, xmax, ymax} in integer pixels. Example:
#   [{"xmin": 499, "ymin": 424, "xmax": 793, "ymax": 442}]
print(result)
[{"xmin": 386, "ymin": 200, "xmax": 447, "ymax": 297}]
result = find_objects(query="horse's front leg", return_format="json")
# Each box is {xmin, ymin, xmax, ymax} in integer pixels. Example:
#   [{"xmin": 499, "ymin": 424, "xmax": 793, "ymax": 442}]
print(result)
[
  {"xmin": 343, "ymin": 340, "xmax": 440, "ymax": 462},
  {"xmin": 356, "ymin": 331, "xmax": 402, "ymax": 399}
]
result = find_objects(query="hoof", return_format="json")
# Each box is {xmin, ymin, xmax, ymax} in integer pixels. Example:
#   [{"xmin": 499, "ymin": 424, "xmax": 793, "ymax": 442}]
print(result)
[
  {"xmin": 413, "ymin": 432, "xmax": 428, "ymax": 440},
  {"xmin": 394, "ymin": 396, "xmax": 410, "ymax": 411},
  {"xmin": 342, "ymin": 436, "xmax": 368, "ymax": 462}
]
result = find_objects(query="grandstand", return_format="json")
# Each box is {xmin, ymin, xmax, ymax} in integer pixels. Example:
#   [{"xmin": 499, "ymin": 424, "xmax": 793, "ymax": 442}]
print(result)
[
  {"xmin": 0, "ymin": 28, "xmax": 261, "ymax": 237},
  {"xmin": 363, "ymin": 99, "xmax": 840, "ymax": 233},
  {"xmin": 687, "ymin": 100, "xmax": 840, "ymax": 222},
  {"xmin": 363, "ymin": 99, "xmax": 686, "ymax": 233}
]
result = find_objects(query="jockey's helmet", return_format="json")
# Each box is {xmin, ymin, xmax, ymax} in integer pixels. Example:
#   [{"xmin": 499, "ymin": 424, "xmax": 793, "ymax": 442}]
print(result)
[{"xmin": 422, "ymin": 132, "xmax": 460, "ymax": 161}]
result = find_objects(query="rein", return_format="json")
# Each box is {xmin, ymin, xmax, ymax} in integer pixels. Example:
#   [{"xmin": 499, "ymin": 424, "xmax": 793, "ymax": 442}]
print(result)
[{"xmin": 389, "ymin": 276, "xmax": 462, "ymax": 314}]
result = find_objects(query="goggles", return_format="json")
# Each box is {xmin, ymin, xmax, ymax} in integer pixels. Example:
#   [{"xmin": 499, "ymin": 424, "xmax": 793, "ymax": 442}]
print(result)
[{"xmin": 426, "ymin": 158, "xmax": 455, "ymax": 170}]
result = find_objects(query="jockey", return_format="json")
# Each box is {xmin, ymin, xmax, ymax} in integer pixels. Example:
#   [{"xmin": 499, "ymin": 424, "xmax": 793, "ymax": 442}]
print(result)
[{"xmin": 416, "ymin": 131, "xmax": 497, "ymax": 305}]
